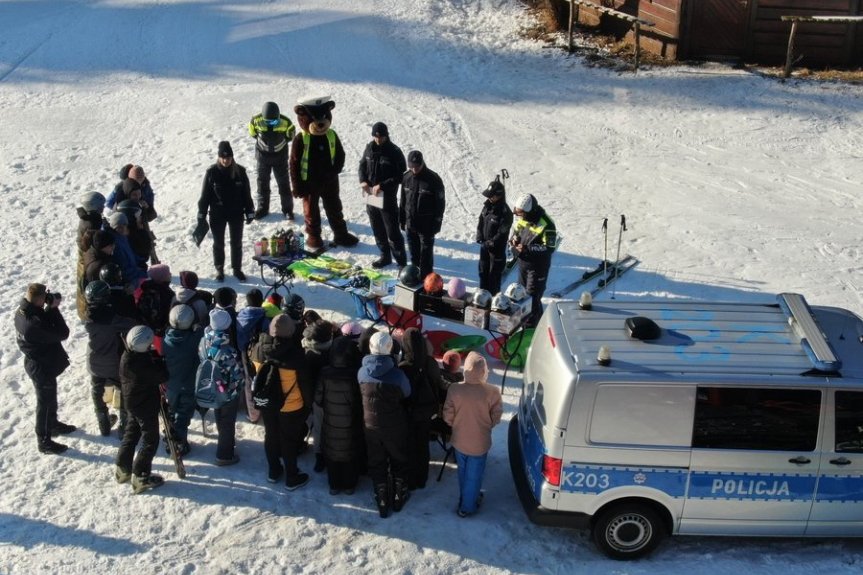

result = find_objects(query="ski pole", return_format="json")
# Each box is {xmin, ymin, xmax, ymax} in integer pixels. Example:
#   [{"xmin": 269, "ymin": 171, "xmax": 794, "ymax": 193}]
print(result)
[
  {"xmin": 612, "ymin": 214, "xmax": 627, "ymax": 300},
  {"xmin": 602, "ymin": 218, "xmax": 609, "ymax": 284}
]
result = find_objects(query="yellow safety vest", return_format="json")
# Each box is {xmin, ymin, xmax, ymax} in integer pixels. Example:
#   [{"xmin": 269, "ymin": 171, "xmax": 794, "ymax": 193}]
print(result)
[{"xmin": 300, "ymin": 130, "xmax": 337, "ymax": 181}]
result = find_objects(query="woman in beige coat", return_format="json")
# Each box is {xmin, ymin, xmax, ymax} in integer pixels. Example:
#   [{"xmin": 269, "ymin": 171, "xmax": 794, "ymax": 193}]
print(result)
[{"xmin": 442, "ymin": 352, "xmax": 503, "ymax": 517}]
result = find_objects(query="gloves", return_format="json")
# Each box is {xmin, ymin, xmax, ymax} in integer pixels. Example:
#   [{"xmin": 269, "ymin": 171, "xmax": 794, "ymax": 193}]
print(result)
[{"xmin": 245, "ymin": 212, "xmax": 255, "ymax": 224}]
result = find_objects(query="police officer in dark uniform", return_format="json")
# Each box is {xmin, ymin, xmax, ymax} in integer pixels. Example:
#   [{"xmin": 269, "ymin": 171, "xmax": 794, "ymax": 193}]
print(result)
[
  {"xmin": 510, "ymin": 193, "xmax": 557, "ymax": 327},
  {"xmin": 197, "ymin": 141, "xmax": 255, "ymax": 282},
  {"xmin": 15, "ymin": 283, "xmax": 76, "ymax": 454},
  {"xmin": 399, "ymin": 151, "xmax": 445, "ymax": 279},
  {"xmin": 359, "ymin": 122, "xmax": 408, "ymax": 269},
  {"xmin": 249, "ymin": 102, "xmax": 296, "ymax": 220},
  {"xmin": 476, "ymin": 176, "xmax": 513, "ymax": 295}
]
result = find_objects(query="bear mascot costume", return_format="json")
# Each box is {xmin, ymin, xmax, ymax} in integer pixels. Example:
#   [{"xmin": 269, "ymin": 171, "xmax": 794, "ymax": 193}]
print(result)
[{"xmin": 289, "ymin": 96, "xmax": 359, "ymax": 251}]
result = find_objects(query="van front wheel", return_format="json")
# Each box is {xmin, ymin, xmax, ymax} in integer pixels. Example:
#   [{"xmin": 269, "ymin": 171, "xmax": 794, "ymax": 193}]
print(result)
[{"xmin": 592, "ymin": 503, "xmax": 665, "ymax": 560}]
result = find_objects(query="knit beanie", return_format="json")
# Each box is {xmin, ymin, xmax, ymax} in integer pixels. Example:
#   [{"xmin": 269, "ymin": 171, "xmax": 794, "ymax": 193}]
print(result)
[
  {"xmin": 269, "ymin": 313, "xmax": 296, "ymax": 339},
  {"xmin": 209, "ymin": 308, "xmax": 231, "ymax": 331},
  {"xmin": 126, "ymin": 325, "xmax": 154, "ymax": 352},
  {"xmin": 179, "ymin": 270, "xmax": 199, "ymax": 290},
  {"xmin": 213, "ymin": 287, "xmax": 237, "ymax": 308},
  {"xmin": 462, "ymin": 351, "xmax": 488, "ymax": 384},
  {"xmin": 147, "ymin": 264, "xmax": 171, "ymax": 284},
  {"xmin": 169, "ymin": 304, "xmax": 196, "ymax": 330},
  {"xmin": 369, "ymin": 331, "xmax": 393, "ymax": 356},
  {"xmin": 218, "ymin": 141, "xmax": 233, "ymax": 158}
]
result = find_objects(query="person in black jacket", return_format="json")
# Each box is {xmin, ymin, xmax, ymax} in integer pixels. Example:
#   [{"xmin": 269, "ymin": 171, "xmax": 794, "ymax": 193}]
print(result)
[
  {"xmin": 511, "ymin": 193, "xmax": 558, "ymax": 327},
  {"xmin": 399, "ymin": 151, "xmax": 445, "ymax": 279},
  {"xmin": 302, "ymin": 319, "xmax": 334, "ymax": 473},
  {"xmin": 476, "ymin": 177, "xmax": 513, "ymax": 295},
  {"xmin": 116, "ymin": 325, "xmax": 169, "ymax": 493},
  {"xmin": 14, "ymin": 283, "xmax": 75, "ymax": 454},
  {"xmin": 399, "ymin": 327, "xmax": 443, "ymax": 490},
  {"xmin": 359, "ymin": 122, "xmax": 407, "ymax": 269},
  {"xmin": 197, "ymin": 141, "xmax": 255, "ymax": 282},
  {"xmin": 316, "ymin": 336, "xmax": 364, "ymax": 494}
]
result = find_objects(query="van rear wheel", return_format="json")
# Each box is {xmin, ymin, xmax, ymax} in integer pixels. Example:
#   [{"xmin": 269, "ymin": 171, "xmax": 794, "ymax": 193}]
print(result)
[{"xmin": 592, "ymin": 503, "xmax": 665, "ymax": 560}]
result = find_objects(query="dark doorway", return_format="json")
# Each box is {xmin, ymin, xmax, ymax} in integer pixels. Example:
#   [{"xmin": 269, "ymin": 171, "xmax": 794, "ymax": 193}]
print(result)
[{"xmin": 685, "ymin": 0, "xmax": 752, "ymax": 58}]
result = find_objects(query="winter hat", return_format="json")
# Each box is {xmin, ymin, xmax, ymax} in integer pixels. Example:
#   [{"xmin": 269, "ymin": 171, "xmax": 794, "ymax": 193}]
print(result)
[
  {"xmin": 26, "ymin": 283, "xmax": 47, "ymax": 302},
  {"xmin": 340, "ymin": 320, "xmax": 363, "ymax": 337},
  {"xmin": 209, "ymin": 308, "xmax": 232, "ymax": 331},
  {"xmin": 369, "ymin": 331, "xmax": 393, "ymax": 356},
  {"xmin": 147, "ymin": 264, "xmax": 171, "ymax": 284},
  {"xmin": 269, "ymin": 313, "xmax": 296, "ymax": 339},
  {"xmin": 179, "ymin": 270, "xmax": 199, "ymax": 290},
  {"xmin": 245, "ymin": 288, "xmax": 264, "ymax": 308},
  {"xmin": 407, "ymin": 150, "xmax": 424, "ymax": 168},
  {"xmin": 108, "ymin": 212, "xmax": 128, "ymax": 229},
  {"xmin": 126, "ymin": 325, "xmax": 155, "ymax": 353},
  {"xmin": 79, "ymin": 192, "xmax": 106, "ymax": 213},
  {"xmin": 129, "ymin": 165, "xmax": 145, "ymax": 182},
  {"xmin": 514, "ymin": 193, "xmax": 535, "ymax": 213},
  {"xmin": 213, "ymin": 287, "xmax": 237, "ymax": 308},
  {"xmin": 169, "ymin": 304, "xmax": 196, "ymax": 330},
  {"xmin": 218, "ymin": 140, "xmax": 233, "ymax": 158},
  {"xmin": 304, "ymin": 319, "xmax": 333, "ymax": 344},
  {"xmin": 92, "ymin": 230, "xmax": 115, "ymax": 251},
  {"xmin": 462, "ymin": 351, "xmax": 488, "ymax": 384},
  {"xmin": 119, "ymin": 163, "xmax": 134, "ymax": 180},
  {"xmin": 442, "ymin": 350, "xmax": 462, "ymax": 373},
  {"xmin": 371, "ymin": 122, "xmax": 388, "ymax": 137}
]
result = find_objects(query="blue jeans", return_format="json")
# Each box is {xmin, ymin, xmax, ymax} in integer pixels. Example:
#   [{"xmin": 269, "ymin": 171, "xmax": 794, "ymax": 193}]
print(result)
[{"xmin": 455, "ymin": 450, "xmax": 488, "ymax": 515}]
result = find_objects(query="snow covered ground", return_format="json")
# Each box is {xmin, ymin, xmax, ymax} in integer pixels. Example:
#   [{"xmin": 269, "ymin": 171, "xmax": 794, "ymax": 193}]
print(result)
[{"xmin": 1, "ymin": 0, "xmax": 862, "ymax": 573}]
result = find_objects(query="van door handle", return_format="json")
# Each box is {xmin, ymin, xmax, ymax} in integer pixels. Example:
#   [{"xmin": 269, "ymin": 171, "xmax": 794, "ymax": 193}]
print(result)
[
  {"xmin": 788, "ymin": 456, "xmax": 811, "ymax": 464},
  {"xmin": 829, "ymin": 457, "xmax": 852, "ymax": 466}
]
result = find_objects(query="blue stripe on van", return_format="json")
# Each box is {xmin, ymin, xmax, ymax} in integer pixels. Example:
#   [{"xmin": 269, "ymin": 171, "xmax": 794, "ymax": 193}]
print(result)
[
  {"xmin": 560, "ymin": 465, "xmax": 688, "ymax": 497},
  {"xmin": 519, "ymin": 410, "xmax": 546, "ymax": 502},
  {"xmin": 814, "ymin": 475, "xmax": 863, "ymax": 503},
  {"xmin": 688, "ymin": 472, "xmax": 816, "ymax": 502}
]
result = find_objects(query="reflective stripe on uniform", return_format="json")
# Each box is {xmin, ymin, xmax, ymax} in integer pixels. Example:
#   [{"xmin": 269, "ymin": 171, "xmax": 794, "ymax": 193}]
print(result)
[{"xmin": 300, "ymin": 130, "xmax": 337, "ymax": 181}]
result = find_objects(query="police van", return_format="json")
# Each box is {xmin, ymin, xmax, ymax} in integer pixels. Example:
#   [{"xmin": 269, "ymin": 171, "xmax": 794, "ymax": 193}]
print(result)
[{"xmin": 507, "ymin": 293, "xmax": 863, "ymax": 559}]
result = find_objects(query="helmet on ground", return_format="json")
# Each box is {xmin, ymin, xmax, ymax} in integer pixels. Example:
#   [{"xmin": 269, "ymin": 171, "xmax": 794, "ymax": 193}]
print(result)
[
  {"xmin": 79, "ymin": 192, "xmax": 106, "ymax": 213},
  {"xmin": 117, "ymin": 199, "xmax": 142, "ymax": 220},
  {"xmin": 169, "ymin": 304, "xmax": 196, "ymax": 330},
  {"xmin": 423, "ymin": 272, "xmax": 444, "ymax": 294},
  {"xmin": 84, "ymin": 280, "xmax": 111, "ymax": 306},
  {"xmin": 126, "ymin": 325, "xmax": 154, "ymax": 352},
  {"xmin": 99, "ymin": 263, "xmax": 123, "ymax": 286},
  {"xmin": 282, "ymin": 293, "xmax": 306, "ymax": 321},
  {"xmin": 514, "ymin": 193, "xmax": 535, "ymax": 213},
  {"xmin": 446, "ymin": 277, "xmax": 466, "ymax": 299},
  {"xmin": 491, "ymin": 293, "xmax": 512, "ymax": 312},
  {"xmin": 398, "ymin": 264, "xmax": 422, "ymax": 288},
  {"xmin": 504, "ymin": 282, "xmax": 528, "ymax": 302},
  {"xmin": 471, "ymin": 289, "xmax": 493, "ymax": 309},
  {"xmin": 262, "ymin": 101, "xmax": 280, "ymax": 121}
]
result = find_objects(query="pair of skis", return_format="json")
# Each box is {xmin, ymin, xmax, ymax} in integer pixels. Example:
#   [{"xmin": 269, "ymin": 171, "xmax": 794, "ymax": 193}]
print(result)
[{"xmin": 158, "ymin": 388, "xmax": 186, "ymax": 479}]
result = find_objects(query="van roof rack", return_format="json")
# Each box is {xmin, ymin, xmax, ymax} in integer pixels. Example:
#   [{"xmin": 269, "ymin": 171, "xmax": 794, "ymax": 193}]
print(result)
[{"xmin": 777, "ymin": 293, "xmax": 842, "ymax": 373}]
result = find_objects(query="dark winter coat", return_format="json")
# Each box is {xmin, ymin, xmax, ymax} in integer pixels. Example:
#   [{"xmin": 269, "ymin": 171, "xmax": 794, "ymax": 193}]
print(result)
[
  {"xmin": 126, "ymin": 218, "xmax": 153, "ymax": 264},
  {"xmin": 512, "ymin": 205, "xmax": 557, "ymax": 265},
  {"xmin": 84, "ymin": 305, "xmax": 136, "ymax": 380},
  {"xmin": 107, "ymin": 178, "xmax": 155, "ymax": 210},
  {"xmin": 235, "ymin": 306, "xmax": 269, "ymax": 356},
  {"xmin": 303, "ymin": 341, "xmax": 331, "ymax": 394},
  {"xmin": 315, "ymin": 337, "xmax": 364, "ymax": 462},
  {"xmin": 359, "ymin": 140, "xmax": 407, "ymax": 209},
  {"xmin": 109, "ymin": 287, "xmax": 140, "ymax": 321},
  {"xmin": 106, "ymin": 226, "xmax": 147, "ymax": 285},
  {"xmin": 398, "ymin": 327, "xmax": 442, "ymax": 422},
  {"xmin": 197, "ymin": 162, "xmax": 254, "ymax": 221},
  {"xmin": 77, "ymin": 208, "xmax": 104, "ymax": 320},
  {"xmin": 400, "ymin": 166, "xmax": 445, "ymax": 235},
  {"xmin": 357, "ymin": 354, "xmax": 410, "ymax": 432},
  {"xmin": 134, "ymin": 279, "xmax": 175, "ymax": 336},
  {"xmin": 476, "ymin": 198, "xmax": 513, "ymax": 251},
  {"xmin": 14, "ymin": 298, "xmax": 70, "ymax": 379},
  {"xmin": 83, "ymin": 246, "xmax": 113, "ymax": 284},
  {"xmin": 250, "ymin": 333, "xmax": 312, "ymax": 414},
  {"xmin": 163, "ymin": 327, "xmax": 204, "ymax": 396},
  {"xmin": 120, "ymin": 349, "xmax": 169, "ymax": 413},
  {"xmin": 172, "ymin": 288, "xmax": 211, "ymax": 329}
]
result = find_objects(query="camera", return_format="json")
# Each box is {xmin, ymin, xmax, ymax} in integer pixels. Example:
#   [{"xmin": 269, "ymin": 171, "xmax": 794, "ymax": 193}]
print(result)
[{"xmin": 45, "ymin": 290, "xmax": 62, "ymax": 306}]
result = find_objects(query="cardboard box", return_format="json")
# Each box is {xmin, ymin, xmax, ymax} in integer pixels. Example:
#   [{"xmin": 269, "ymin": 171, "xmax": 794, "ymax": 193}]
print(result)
[
  {"xmin": 417, "ymin": 293, "xmax": 465, "ymax": 322},
  {"xmin": 464, "ymin": 305, "xmax": 489, "ymax": 330},
  {"xmin": 489, "ymin": 310, "xmax": 521, "ymax": 334},
  {"xmin": 509, "ymin": 297, "xmax": 533, "ymax": 324},
  {"xmin": 393, "ymin": 283, "xmax": 419, "ymax": 311}
]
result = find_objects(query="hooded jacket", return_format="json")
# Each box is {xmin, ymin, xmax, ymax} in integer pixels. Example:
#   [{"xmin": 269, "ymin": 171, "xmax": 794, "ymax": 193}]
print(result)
[
  {"xmin": 315, "ymin": 337, "xmax": 364, "ymax": 462},
  {"xmin": 235, "ymin": 305, "xmax": 269, "ymax": 355},
  {"xmin": 163, "ymin": 326, "xmax": 204, "ymax": 395},
  {"xmin": 357, "ymin": 353, "xmax": 411, "ymax": 431},
  {"xmin": 172, "ymin": 287, "xmax": 211, "ymax": 329},
  {"xmin": 398, "ymin": 327, "xmax": 443, "ymax": 421},
  {"xmin": 442, "ymin": 352, "xmax": 503, "ymax": 456},
  {"xmin": 15, "ymin": 298, "xmax": 70, "ymax": 378},
  {"xmin": 250, "ymin": 333, "xmax": 310, "ymax": 413},
  {"xmin": 84, "ymin": 305, "xmax": 137, "ymax": 379}
]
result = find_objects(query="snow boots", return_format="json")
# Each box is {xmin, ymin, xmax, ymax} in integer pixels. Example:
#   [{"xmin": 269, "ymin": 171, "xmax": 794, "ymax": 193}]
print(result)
[
  {"xmin": 374, "ymin": 483, "xmax": 390, "ymax": 518},
  {"xmin": 38, "ymin": 439, "xmax": 68, "ymax": 455},
  {"xmin": 131, "ymin": 473, "xmax": 165, "ymax": 494},
  {"xmin": 97, "ymin": 411, "xmax": 118, "ymax": 437},
  {"xmin": 392, "ymin": 478, "xmax": 410, "ymax": 513},
  {"xmin": 285, "ymin": 472, "xmax": 310, "ymax": 491},
  {"xmin": 115, "ymin": 465, "xmax": 131, "ymax": 484},
  {"xmin": 333, "ymin": 232, "xmax": 359, "ymax": 248}
]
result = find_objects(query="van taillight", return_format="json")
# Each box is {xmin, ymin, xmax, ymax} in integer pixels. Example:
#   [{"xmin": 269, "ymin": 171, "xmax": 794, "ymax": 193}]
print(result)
[
  {"xmin": 542, "ymin": 455, "xmax": 562, "ymax": 487},
  {"xmin": 548, "ymin": 327, "xmax": 556, "ymax": 348}
]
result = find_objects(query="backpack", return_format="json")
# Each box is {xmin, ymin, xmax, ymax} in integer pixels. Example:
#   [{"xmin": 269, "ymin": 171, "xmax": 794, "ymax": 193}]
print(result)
[
  {"xmin": 251, "ymin": 360, "xmax": 281, "ymax": 411},
  {"xmin": 137, "ymin": 285, "xmax": 163, "ymax": 332},
  {"xmin": 195, "ymin": 343, "xmax": 240, "ymax": 409}
]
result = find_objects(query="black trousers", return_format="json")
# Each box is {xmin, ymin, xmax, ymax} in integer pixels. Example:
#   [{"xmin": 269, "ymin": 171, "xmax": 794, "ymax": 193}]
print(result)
[
  {"xmin": 478, "ymin": 244, "xmax": 507, "ymax": 295},
  {"xmin": 407, "ymin": 419, "xmax": 432, "ymax": 489},
  {"xmin": 367, "ymin": 204, "xmax": 406, "ymax": 264},
  {"xmin": 117, "ymin": 403, "xmax": 159, "ymax": 476},
  {"xmin": 518, "ymin": 259, "xmax": 550, "ymax": 327},
  {"xmin": 406, "ymin": 230, "xmax": 436, "ymax": 279},
  {"xmin": 262, "ymin": 408, "xmax": 307, "ymax": 479},
  {"xmin": 214, "ymin": 396, "xmax": 239, "ymax": 460},
  {"xmin": 364, "ymin": 427, "xmax": 409, "ymax": 486},
  {"xmin": 327, "ymin": 460, "xmax": 359, "ymax": 491},
  {"xmin": 209, "ymin": 215, "xmax": 245, "ymax": 272},
  {"xmin": 256, "ymin": 151, "xmax": 292, "ymax": 215},
  {"xmin": 25, "ymin": 362, "xmax": 58, "ymax": 442}
]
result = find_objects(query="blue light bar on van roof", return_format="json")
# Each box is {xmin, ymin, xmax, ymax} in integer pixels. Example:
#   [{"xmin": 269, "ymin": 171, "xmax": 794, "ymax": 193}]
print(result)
[{"xmin": 777, "ymin": 293, "xmax": 842, "ymax": 373}]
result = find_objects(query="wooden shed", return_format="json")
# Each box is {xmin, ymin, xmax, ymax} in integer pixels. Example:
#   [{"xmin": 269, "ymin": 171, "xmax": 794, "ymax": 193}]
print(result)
[{"xmin": 572, "ymin": 0, "xmax": 863, "ymax": 66}]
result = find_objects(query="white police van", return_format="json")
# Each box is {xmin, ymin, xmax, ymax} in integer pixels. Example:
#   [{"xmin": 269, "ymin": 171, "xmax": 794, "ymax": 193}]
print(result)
[{"xmin": 508, "ymin": 293, "xmax": 863, "ymax": 559}]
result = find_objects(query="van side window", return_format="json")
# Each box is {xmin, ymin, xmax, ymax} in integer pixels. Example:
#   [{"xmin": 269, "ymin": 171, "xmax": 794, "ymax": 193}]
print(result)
[
  {"xmin": 835, "ymin": 391, "xmax": 863, "ymax": 453},
  {"xmin": 693, "ymin": 387, "xmax": 820, "ymax": 451}
]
